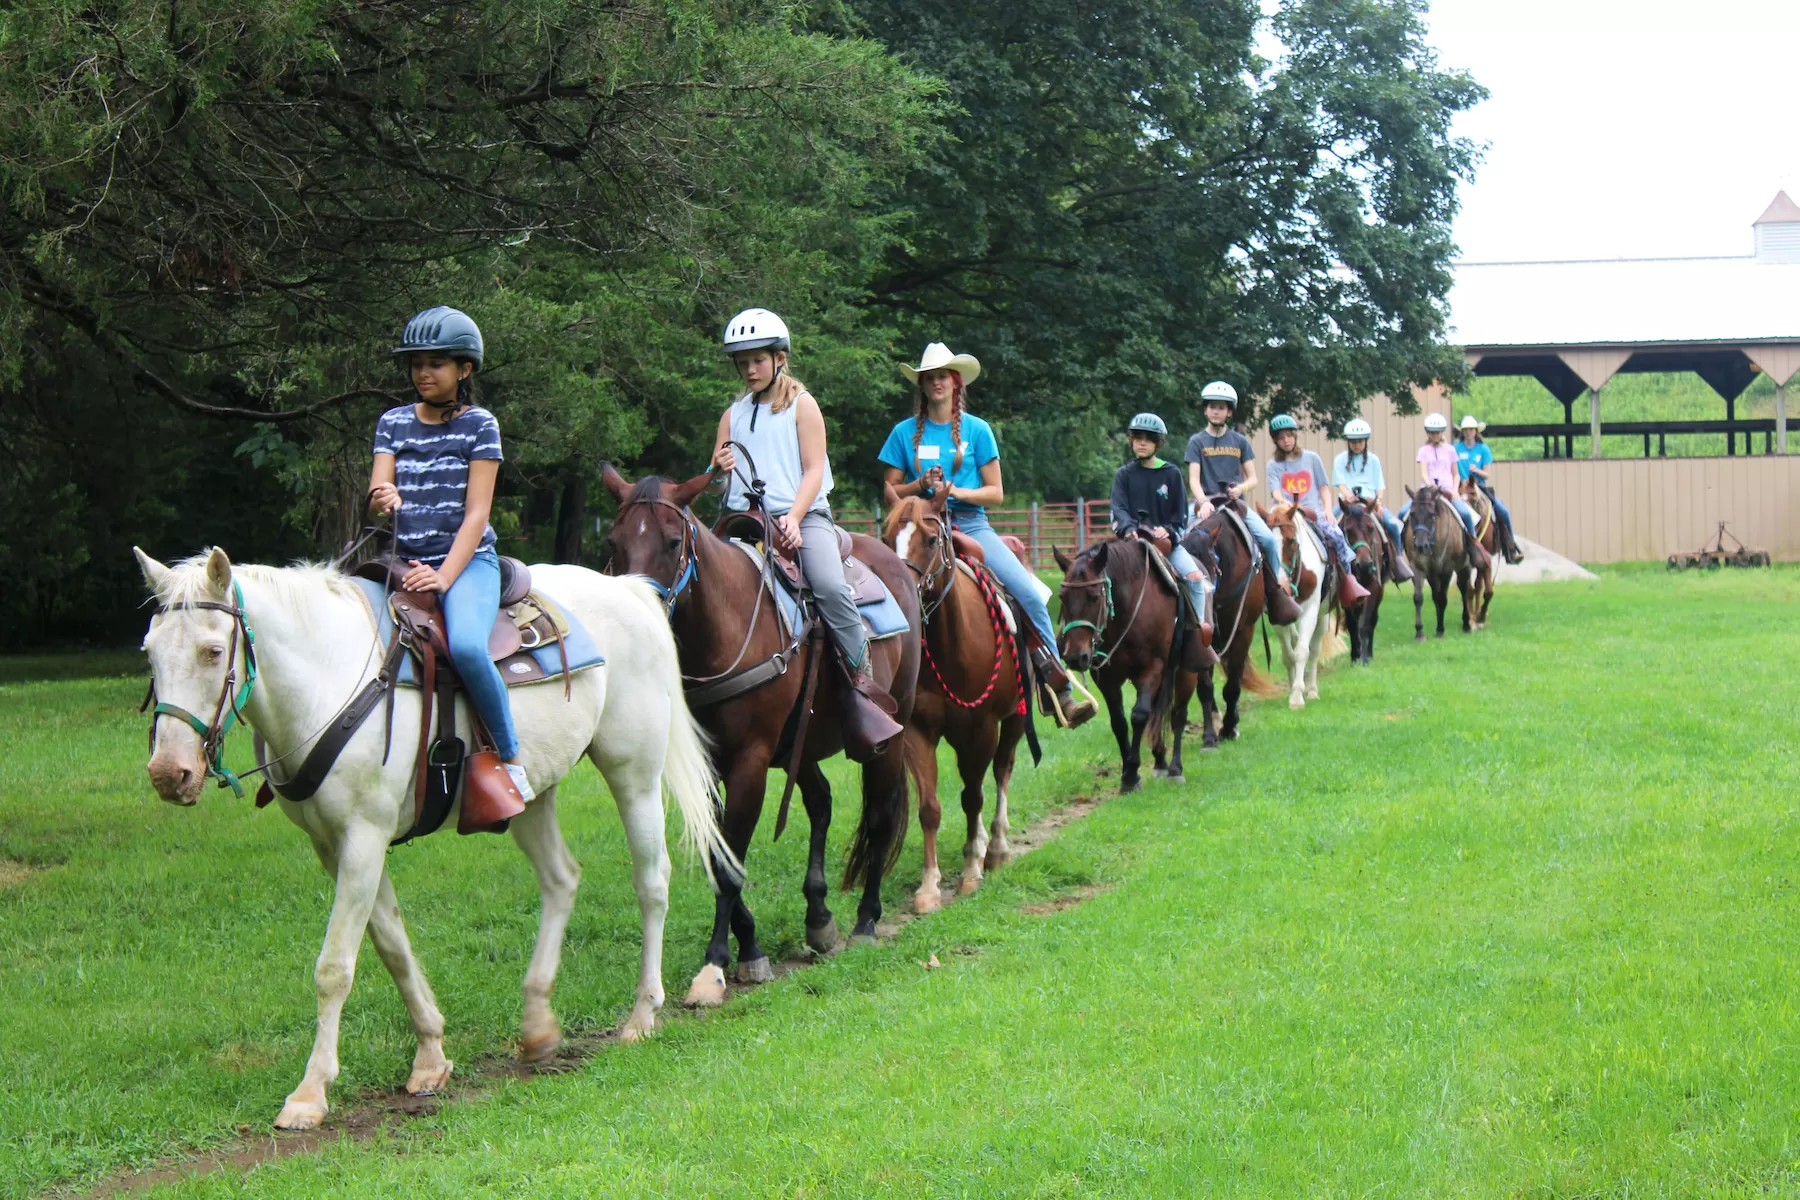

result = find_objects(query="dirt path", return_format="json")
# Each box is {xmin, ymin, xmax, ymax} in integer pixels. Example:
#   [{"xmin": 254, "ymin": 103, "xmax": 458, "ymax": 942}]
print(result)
[{"xmin": 75, "ymin": 776, "xmax": 1118, "ymax": 1198}]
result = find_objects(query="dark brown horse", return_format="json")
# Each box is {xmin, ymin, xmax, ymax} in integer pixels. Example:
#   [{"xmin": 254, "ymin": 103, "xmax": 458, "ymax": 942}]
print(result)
[
  {"xmin": 1183, "ymin": 505, "xmax": 1277, "ymax": 744},
  {"xmin": 882, "ymin": 492, "xmax": 1033, "ymax": 914},
  {"xmin": 1403, "ymin": 484, "xmax": 1478, "ymax": 639},
  {"xmin": 602, "ymin": 467, "xmax": 920, "ymax": 1007},
  {"xmin": 1054, "ymin": 537, "xmax": 1196, "ymax": 792},
  {"xmin": 1337, "ymin": 500, "xmax": 1389, "ymax": 664}
]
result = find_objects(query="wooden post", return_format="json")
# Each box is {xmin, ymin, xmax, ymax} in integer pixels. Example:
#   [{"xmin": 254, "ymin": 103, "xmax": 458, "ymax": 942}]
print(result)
[
  {"xmin": 1029, "ymin": 501, "xmax": 1041, "ymax": 571},
  {"xmin": 1779, "ymin": 383, "xmax": 1789, "ymax": 455},
  {"xmin": 1726, "ymin": 395, "xmax": 1736, "ymax": 456},
  {"xmin": 1075, "ymin": 497, "xmax": 1088, "ymax": 551},
  {"xmin": 1588, "ymin": 388, "xmax": 1602, "ymax": 459}
]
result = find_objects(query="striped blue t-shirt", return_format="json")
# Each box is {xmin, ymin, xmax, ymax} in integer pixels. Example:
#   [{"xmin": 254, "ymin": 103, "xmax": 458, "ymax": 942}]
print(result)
[{"xmin": 372, "ymin": 405, "xmax": 502, "ymax": 565}]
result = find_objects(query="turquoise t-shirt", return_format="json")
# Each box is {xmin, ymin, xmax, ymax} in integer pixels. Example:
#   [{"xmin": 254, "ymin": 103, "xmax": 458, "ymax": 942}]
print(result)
[
  {"xmin": 878, "ymin": 413, "xmax": 1000, "ymax": 514},
  {"xmin": 1455, "ymin": 441, "xmax": 1493, "ymax": 480}
]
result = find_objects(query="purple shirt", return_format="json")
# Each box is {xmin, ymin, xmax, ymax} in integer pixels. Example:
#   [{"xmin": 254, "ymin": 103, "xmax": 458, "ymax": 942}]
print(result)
[{"xmin": 1417, "ymin": 441, "xmax": 1459, "ymax": 490}]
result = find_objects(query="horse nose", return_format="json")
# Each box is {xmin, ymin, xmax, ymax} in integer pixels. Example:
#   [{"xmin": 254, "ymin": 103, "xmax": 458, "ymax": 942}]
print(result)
[{"xmin": 147, "ymin": 757, "xmax": 197, "ymax": 804}]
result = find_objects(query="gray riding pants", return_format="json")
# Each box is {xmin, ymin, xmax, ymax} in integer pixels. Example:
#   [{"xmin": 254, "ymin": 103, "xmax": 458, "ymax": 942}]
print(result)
[{"xmin": 786, "ymin": 508, "xmax": 868, "ymax": 671}]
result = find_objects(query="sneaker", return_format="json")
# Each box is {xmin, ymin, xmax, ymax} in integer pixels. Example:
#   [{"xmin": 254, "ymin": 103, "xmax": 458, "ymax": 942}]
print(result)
[{"xmin": 504, "ymin": 763, "xmax": 536, "ymax": 803}]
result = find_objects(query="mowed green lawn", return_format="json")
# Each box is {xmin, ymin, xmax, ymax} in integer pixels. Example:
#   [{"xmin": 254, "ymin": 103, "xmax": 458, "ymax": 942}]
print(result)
[{"xmin": 5, "ymin": 567, "xmax": 1800, "ymax": 1196}]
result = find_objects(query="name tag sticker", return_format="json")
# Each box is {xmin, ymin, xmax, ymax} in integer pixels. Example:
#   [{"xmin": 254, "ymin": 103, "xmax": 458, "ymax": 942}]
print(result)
[{"xmin": 916, "ymin": 445, "xmax": 940, "ymax": 461}]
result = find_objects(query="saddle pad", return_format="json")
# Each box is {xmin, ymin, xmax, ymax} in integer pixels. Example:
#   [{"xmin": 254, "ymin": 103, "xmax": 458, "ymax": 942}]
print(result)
[
  {"xmin": 1297, "ymin": 517, "xmax": 1326, "ymax": 564},
  {"xmin": 349, "ymin": 576, "xmax": 606, "ymax": 689},
  {"xmin": 729, "ymin": 541, "xmax": 909, "ymax": 641},
  {"xmin": 954, "ymin": 560, "xmax": 1019, "ymax": 635}
]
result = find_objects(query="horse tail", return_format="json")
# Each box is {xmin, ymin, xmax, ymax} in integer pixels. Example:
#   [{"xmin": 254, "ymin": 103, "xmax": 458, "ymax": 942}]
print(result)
[
  {"xmin": 1240, "ymin": 661, "xmax": 1282, "ymax": 697},
  {"xmin": 618, "ymin": 576, "xmax": 742, "ymax": 891},
  {"xmin": 842, "ymin": 739, "xmax": 912, "ymax": 890}
]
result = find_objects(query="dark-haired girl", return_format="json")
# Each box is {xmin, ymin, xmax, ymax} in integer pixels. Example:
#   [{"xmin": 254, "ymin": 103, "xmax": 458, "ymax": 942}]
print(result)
[
  {"xmin": 878, "ymin": 342, "xmax": 1095, "ymax": 728},
  {"xmin": 367, "ymin": 306, "xmax": 533, "ymax": 801}
]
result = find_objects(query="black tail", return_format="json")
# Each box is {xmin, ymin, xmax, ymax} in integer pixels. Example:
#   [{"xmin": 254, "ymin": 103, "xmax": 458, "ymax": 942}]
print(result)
[{"xmin": 842, "ymin": 752, "xmax": 910, "ymax": 890}]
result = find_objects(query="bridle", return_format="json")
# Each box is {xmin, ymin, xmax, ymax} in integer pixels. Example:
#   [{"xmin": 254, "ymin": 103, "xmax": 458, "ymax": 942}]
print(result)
[
  {"xmin": 140, "ymin": 581, "xmax": 259, "ymax": 798},
  {"xmin": 899, "ymin": 509, "xmax": 956, "ymax": 623},
  {"xmin": 612, "ymin": 495, "xmax": 700, "ymax": 616},
  {"xmin": 1058, "ymin": 539, "xmax": 1152, "ymax": 669}
]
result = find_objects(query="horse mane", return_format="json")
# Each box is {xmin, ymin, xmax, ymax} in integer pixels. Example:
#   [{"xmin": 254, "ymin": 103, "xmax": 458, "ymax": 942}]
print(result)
[
  {"xmin": 156, "ymin": 553, "xmax": 363, "ymax": 623},
  {"xmin": 626, "ymin": 474, "xmax": 672, "ymax": 506},
  {"xmin": 881, "ymin": 495, "xmax": 932, "ymax": 540}
]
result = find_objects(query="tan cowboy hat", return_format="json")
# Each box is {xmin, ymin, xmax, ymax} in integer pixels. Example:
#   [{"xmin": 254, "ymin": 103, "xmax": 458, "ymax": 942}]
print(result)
[
  {"xmin": 1458, "ymin": 414, "xmax": 1487, "ymax": 432},
  {"xmin": 900, "ymin": 341, "xmax": 981, "ymax": 385}
]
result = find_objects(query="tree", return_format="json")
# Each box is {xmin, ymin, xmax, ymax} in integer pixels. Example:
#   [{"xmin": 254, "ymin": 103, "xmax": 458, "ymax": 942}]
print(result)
[{"xmin": 847, "ymin": 0, "xmax": 1484, "ymax": 497}]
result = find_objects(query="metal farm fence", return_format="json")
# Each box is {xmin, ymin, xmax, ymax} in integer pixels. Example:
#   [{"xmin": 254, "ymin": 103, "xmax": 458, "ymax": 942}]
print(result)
[{"xmin": 833, "ymin": 500, "xmax": 1117, "ymax": 573}]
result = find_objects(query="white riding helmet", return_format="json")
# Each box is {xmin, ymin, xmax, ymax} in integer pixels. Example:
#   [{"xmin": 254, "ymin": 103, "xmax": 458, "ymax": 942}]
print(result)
[
  {"xmin": 722, "ymin": 308, "xmax": 791, "ymax": 355},
  {"xmin": 1201, "ymin": 380, "xmax": 1239, "ymax": 406},
  {"xmin": 1423, "ymin": 412, "xmax": 1449, "ymax": 433},
  {"xmin": 1343, "ymin": 417, "xmax": 1373, "ymax": 439}
]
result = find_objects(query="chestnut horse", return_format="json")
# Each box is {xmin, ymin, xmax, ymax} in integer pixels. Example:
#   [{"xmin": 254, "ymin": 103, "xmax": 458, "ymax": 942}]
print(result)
[
  {"xmin": 602, "ymin": 467, "xmax": 921, "ymax": 1006},
  {"xmin": 883, "ymin": 492, "xmax": 1033, "ymax": 914},
  {"xmin": 1337, "ymin": 500, "xmax": 1390, "ymax": 664},
  {"xmin": 1455, "ymin": 480, "xmax": 1497, "ymax": 630},
  {"xmin": 1054, "ymin": 537, "xmax": 1196, "ymax": 792},
  {"xmin": 1182, "ymin": 505, "xmax": 1276, "ymax": 745},
  {"xmin": 1403, "ymin": 484, "xmax": 1477, "ymax": 639}
]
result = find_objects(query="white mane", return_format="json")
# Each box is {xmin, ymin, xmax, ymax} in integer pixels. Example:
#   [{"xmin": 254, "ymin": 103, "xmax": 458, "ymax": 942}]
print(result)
[{"xmin": 156, "ymin": 553, "xmax": 366, "ymax": 627}]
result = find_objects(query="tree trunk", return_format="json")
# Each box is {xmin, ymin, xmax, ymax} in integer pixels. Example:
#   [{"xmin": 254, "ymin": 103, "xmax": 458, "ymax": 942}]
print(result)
[{"xmin": 554, "ymin": 474, "xmax": 586, "ymax": 564}]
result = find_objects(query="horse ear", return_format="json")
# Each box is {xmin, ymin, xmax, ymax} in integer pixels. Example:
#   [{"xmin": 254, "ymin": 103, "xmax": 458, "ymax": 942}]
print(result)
[
  {"xmin": 133, "ymin": 546, "xmax": 170, "ymax": 593},
  {"xmin": 204, "ymin": 547, "xmax": 233, "ymax": 597},
  {"xmin": 668, "ymin": 471, "xmax": 713, "ymax": 508},
  {"xmin": 1404, "ymin": 485, "xmax": 1416, "ymax": 500},
  {"xmin": 601, "ymin": 463, "xmax": 631, "ymax": 503},
  {"xmin": 1052, "ymin": 545, "xmax": 1072, "ymax": 572}
]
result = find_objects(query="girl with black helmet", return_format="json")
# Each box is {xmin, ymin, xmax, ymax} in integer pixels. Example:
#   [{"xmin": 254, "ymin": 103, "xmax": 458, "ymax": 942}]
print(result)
[
  {"xmin": 707, "ymin": 308, "xmax": 904, "ymax": 760},
  {"xmin": 1111, "ymin": 413, "xmax": 1211, "ymax": 623},
  {"xmin": 368, "ymin": 307, "xmax": 534, "ymax": 802}
]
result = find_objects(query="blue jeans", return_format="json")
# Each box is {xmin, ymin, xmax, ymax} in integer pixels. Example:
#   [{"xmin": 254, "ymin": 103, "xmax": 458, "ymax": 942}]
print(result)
[
  {"xmin": 1312, "ymin": 516, "xmax": 1357, "ymax": 577},
  {"xmin": 1241, "ymin": 507, "xmax": 1281, "ymax": 573},
  {"xmin": 1399, "ymin": 497, "xmax": 1478, "ymax": 539},
  {"xmin": 443, "ymin": 547, "xmax": 519, "ymax": 760},
  {"xmin": 953, "ymin": 511, "xmax": 1061, "ymax": 664},
  {"xmin": 1490, "ymin": 493, "xmax": 1516, "ymax": 541},
  {"xmin": 1166, "ymin": 543, "xmax": 1213, "ymax": 622}
]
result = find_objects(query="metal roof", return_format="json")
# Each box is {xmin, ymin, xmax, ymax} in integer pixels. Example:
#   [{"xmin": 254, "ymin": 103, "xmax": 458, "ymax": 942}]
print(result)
[{"xmin": 1447, "ymin": 255, "xmax": 1800, "ymax": 349}]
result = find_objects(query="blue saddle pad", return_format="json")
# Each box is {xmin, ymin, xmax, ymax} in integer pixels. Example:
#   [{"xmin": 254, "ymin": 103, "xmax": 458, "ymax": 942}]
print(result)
[
  {"xmin": 728, "ymin": 542, "xmax": 909, "ymax": 641},
  {"xmin": 349, "ymin": 576, "xmax": 605, "ymax": 688}
]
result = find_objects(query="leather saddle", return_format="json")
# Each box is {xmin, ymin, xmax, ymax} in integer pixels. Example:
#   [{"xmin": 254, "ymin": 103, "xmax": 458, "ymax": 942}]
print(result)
[
  {"xmin": 714, "ymin": 511, "xmax": 886, "ymax": 605},
  {"xmin": 356, "ymin": 555, "xmax": 540, "ymax": 661}
]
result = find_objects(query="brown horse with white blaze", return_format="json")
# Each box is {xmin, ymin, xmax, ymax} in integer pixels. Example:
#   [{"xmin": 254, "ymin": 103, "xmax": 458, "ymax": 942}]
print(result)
[
  {"xmin": 883, "ymin": 492, "xmax": 1034, "ymax": 914},
  {"xmin": 1054, "ymin": 538, "xmax": 1196, "ymax": 792},
  {"xmin": 602, "ymin": 466, "xmax": 920, "ymax": 1007}
]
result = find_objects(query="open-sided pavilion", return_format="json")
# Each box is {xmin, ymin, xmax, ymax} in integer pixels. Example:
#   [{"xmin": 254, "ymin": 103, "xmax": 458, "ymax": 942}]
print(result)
[{"xmin": 1455, "ymin": 192, "xmax": 1800, "ymax": 460}]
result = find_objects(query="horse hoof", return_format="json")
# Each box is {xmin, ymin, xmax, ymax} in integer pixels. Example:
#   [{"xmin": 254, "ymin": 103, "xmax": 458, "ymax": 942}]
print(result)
[
  {"xmin": 1289, "ymin": 697, "xmax": 1305, "ymax": 710},
  {"xmin": 1223, "ymin": 728, "xmax": 1239, "ymax": 741},
  {"xmin": 913, "ymin": 889, "xmax": 944, "ymax": 915},
  {"xmin": 735, "ymin": 956, "xmax": 774, "ymax": 984},
  {"xmin": 274, "ymin": 1100, "xmax": 327, "ymax": 1132},
  {"xmin": 982, "ymin": 847, "xmax": 1012, "ymax": 872},
  {"xmin": 1164, "ymin": 773, "xmax": 1184, "ymax": 784},
  {"xmin": 1151, "ymin": 766, "xmax": 1169, "ymax": 778},
  {"xmin": 1120, "ymin": 778, "xmax": 1142, "ymax": 795},
  {"xmin": 520, "ymin": 1027, "xmax": 561, "ymax": 1064},
  {"xmin": 957, "ymin": 873, "xmax": 983, "ymax": 896},
  {"xmin": 1305, "ymin": 688, "xmax": 1320, "ymax": 701},
  {"xmin": 683, "ymin": 964, "xmax": 727, "ymax": 1008},
  {"xmin": 806, "ymin": 919, "xmax": 843, "ymax": 956}
]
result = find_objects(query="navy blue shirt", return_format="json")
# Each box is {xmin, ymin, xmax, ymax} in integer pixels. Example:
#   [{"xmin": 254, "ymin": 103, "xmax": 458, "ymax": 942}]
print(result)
[{"xmin": 372, "ymin": 405, "xmax": 502, "ymax": 565}]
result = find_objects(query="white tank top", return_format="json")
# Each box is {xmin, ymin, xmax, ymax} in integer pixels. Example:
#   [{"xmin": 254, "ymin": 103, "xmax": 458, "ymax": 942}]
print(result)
[{"xmin": 723, "ymin": 389, "xmax": 832, "ymax": 515}]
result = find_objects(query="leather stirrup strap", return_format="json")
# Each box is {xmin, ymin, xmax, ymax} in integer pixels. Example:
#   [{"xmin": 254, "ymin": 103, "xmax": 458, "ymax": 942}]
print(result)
[
  {"xmin": 773, "ymin": 625, "xmax": 825, "ymax": 843},
  {"xmin": 411, "ymin": 638, "xmax": 436, "ymax": 840}
]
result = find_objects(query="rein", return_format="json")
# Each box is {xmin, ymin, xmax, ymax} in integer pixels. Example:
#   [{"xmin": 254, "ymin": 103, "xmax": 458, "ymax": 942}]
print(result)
[
  {"xmin": 1059, "ymin": 539, "xmax": 1153, "ymax": 669},
  {"xmin": 141, "ymin": 582, "xmax": 259, "ymax": 797}
]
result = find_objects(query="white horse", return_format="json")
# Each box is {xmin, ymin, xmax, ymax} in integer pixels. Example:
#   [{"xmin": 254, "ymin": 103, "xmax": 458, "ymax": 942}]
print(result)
[
  {"xmin": 1267, "ymin": 503, "xmax": 1332, "ymax": 709},
  {"xmin": 135, "ymin": 547, "xmax": 734, "ymax": 1131}
]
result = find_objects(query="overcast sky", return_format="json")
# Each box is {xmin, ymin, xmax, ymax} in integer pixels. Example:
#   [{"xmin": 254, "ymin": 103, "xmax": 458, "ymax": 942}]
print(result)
[{"xmin": 1423, "ymin": 0, "xmax": 1800, "ymax": 263}]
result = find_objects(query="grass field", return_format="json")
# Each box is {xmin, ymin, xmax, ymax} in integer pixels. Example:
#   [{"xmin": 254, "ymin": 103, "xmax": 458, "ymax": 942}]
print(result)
[{"xmin": 5, "ymin": 567, "xmax": 1800, "ymax": 1196}]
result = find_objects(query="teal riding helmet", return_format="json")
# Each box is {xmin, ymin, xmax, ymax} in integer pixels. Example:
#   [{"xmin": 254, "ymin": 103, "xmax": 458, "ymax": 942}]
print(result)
[{"xmin": 1269, "ymin": 413, "xmax": 1298, "ymax": 433}]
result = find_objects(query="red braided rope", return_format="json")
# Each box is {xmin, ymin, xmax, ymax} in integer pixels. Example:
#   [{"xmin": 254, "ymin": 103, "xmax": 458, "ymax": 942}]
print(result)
[{"xmin": 921, "ymin": 562, "xmax": 1027, "ymax": 714}]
